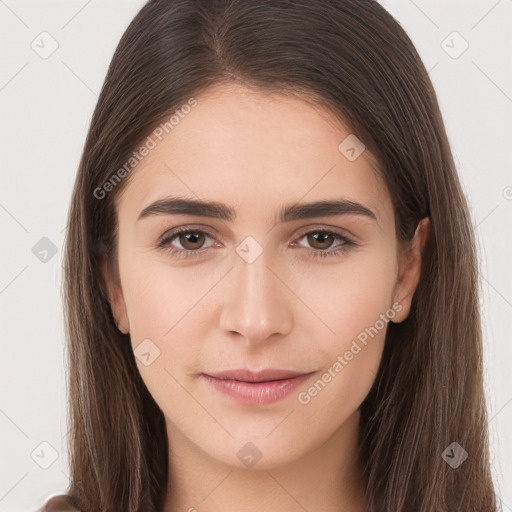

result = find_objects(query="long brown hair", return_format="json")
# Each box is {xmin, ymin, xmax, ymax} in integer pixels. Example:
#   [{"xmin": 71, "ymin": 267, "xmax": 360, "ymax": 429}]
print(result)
[{"xmin": 53, "ymin": 0, "xmax": 499, "ymax": 510}]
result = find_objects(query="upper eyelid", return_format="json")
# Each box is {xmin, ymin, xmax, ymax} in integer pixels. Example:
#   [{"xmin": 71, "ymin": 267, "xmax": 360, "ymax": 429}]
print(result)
[
  {"xmin": 159, "ymin": 226, "xmax": 218, "ymax": 244},
  {"xmin": 159, "ymin": 225, "xmax": 355, "ymax": 248}
]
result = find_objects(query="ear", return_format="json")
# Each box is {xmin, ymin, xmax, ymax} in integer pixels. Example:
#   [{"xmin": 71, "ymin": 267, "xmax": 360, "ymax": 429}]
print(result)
[
  {"xmin": 101, "ymin": 257, "xmax": 130, "ymax": 335},
  {"xmin": 391, "ymin": 217, "xmax": 429, "ymax": 323}
]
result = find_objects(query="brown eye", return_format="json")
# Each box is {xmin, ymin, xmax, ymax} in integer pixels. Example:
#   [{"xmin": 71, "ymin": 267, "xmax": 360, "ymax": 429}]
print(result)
[
  {"xmin": 178, "ymin": 231, "xmax": 206, "ymax": 250},
  {"xmin": 293, "ymin": 229, "xmax": 357, "ymax": 259},
  {"xmin": 306, "ymin": 232, "xmax": 335, "ymax": 250},
  {"xmin": 157, "ymin": 228, "xmax": 217, "ymax": 256}
]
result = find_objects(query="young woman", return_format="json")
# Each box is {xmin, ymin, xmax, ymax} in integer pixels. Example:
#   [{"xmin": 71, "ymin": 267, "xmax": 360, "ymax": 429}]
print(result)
[{"xmin": 39, "ymin": 0, "xmax": 499, "ymax": 510}]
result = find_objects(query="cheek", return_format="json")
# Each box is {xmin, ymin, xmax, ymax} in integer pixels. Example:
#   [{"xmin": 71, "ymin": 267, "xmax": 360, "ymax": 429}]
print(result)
[
  {"xmin": 121, "ymin": 254, "xmax": 206, "ymax": 334},
  {"xmin": 296, "ymin": 246, "xmax": 397, "ymax": 340},
  {"xmin": 120, "ymin": 254, "xmax": 223, "ymax": 369},
  {"xmin": 293, "ymin": 248, "xmax": 397, "ymax": 398},
  {"xmin": 295, "ymin": 271, "xmax": 394, "ymax": 423},
  {"xmin": 119, "ymin": 260, "xmax": 210, "ymax": 402}
]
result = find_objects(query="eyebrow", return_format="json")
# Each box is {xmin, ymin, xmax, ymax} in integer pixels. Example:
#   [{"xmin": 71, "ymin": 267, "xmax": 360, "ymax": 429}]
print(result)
[{"xmin": 137, "ymin": 196, "xmax": 377, "ymax": 223}]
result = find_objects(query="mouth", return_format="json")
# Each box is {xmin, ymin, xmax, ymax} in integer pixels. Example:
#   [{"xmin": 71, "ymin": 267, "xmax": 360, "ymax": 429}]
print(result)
[{"xmin": 200, "ymin": 368, "xmax": 315, "ymax": 405}]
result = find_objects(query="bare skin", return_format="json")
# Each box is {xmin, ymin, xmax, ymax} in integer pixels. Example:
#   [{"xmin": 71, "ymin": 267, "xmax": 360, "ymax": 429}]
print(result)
[{"xmin": 104, "ymin": 82, "xmax": 428, "ymax": 512}]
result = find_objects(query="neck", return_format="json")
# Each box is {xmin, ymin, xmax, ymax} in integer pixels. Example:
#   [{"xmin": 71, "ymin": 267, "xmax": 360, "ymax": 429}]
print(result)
[{"xmin": 163, "ymin": 410, "xmax": 367, "ymax": 512}]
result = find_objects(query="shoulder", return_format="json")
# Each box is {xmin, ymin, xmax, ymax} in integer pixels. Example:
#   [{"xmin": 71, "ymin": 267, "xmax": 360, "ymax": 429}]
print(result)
[{"xmin": 35, "ymin": 494, "xmax": 81, "ymax": 512}]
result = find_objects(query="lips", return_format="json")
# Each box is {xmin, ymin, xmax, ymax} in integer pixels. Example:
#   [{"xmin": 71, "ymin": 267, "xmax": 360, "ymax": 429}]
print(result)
[
  {"xmin": 204, "ymin": 368, "xmax": 309, "ymax": 383},
  {"xmin": 201, "ymin": 368, "xmax": 315, "ymax": 406}
]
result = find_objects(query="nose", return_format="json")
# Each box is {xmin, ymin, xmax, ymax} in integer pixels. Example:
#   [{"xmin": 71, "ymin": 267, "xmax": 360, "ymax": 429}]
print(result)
[{"xmin": 219, "ymin": 247, "xmax": 294, "ymax": 345}]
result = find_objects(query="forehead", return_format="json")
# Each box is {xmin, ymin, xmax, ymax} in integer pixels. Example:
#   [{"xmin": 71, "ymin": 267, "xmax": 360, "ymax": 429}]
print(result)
[{"xmin": 115, "ymin": 83, "xmax": 392, "ymax": 228}]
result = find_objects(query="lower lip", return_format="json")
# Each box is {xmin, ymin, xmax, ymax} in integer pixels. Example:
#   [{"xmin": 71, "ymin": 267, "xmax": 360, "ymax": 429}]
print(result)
[{"xmin": 201, "ymin": 373, "xmax": 313, "ymax": 406}]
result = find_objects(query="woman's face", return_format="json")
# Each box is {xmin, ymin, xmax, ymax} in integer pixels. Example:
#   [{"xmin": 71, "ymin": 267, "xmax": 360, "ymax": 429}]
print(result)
[{"xmin": 105, "ymin": 82, "xmax": 423, "ymax": 470}]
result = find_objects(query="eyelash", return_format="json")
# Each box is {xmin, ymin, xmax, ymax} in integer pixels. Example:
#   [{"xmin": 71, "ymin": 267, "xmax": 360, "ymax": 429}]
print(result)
[
  {"xmin": 157, "ymin": 227, "xmax": 357, "ymax": 258},
  {"xmin": 156, "ymin": 226, "xmax": 357, "ymax": 260}
]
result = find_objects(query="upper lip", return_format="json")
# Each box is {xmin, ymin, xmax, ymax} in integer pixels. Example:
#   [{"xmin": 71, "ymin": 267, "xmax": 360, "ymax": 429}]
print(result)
[{"xmin": 204, "ymin": 368, "xmax": 311, "ymax": 382}]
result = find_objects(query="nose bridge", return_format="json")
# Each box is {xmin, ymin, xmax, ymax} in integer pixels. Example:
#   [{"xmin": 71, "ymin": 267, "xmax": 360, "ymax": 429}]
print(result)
[{"xmin": 219, "ymin": 241, "xmax": 293, "ymax": 343}]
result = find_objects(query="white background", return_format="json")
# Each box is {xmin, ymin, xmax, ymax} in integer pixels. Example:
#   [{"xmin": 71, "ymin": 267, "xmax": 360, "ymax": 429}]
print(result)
[{"xmin": 0, "ymin": 1, "xmax": 511, "ymax": 510}]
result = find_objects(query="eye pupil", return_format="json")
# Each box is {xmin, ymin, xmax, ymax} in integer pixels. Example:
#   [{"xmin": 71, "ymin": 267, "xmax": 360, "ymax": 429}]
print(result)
[
  {"xmin": 308, "ymin": 232, "xmax": 333, "ymax": 249},
  {"xmin": 181, "ymin": 232, "xmax": 205, "ymax": 249}
]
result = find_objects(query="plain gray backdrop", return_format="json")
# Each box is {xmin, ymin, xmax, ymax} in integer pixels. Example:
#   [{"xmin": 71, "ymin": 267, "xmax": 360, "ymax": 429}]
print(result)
[{"xmin": 0, "ymin": 1, "xmax": 511, "ymax": 510}]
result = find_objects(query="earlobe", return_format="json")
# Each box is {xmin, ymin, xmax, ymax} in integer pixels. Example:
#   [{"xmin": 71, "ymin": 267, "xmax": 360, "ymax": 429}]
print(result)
[
  {"xmin": 391, "ymin": 217, "xmax": 430, "ymax": 323},
  {"xmin": 101, "ymin": 258, "xmax": 130, "ymax": 334}
]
